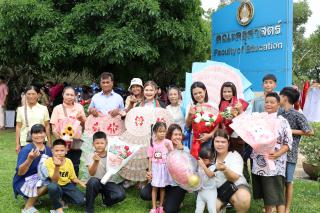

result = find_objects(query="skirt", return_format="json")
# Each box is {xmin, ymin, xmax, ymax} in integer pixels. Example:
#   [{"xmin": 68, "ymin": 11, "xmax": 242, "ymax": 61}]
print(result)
[{"xmin": 151, "ymin": 162, "xmax": 170, "ymax": 187}]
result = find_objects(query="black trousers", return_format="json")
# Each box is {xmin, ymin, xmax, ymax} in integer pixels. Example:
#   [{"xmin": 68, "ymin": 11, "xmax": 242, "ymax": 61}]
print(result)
[
  {"xmin": 140, "ymin": 183, "xmax": 186, "ymax": 213},
  {"xmin": 66, "ymin": 149, "xmax": 82, "ymax": 177},
  {"xmin": 86, "ymin": 177, "xmax": 126, "ymax": 213}
]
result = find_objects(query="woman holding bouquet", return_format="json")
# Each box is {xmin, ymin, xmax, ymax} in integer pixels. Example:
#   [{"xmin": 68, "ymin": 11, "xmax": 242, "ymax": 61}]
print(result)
[
  {"xmin": 185, "ymin": 81, "xmax": 221, "ymax": 158},
  {"xmin": 218, "ymin": 82, "xmax": 249, "ymax": 157},
  {"xmin": 51, "ymin": 86, "xmax": 86, "ymax": 176}
]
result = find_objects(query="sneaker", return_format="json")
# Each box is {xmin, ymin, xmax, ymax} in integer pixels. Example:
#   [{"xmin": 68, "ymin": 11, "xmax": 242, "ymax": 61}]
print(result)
[
  {"xmin": 157, "ymin": 206, "xmax": 164, "ymax": 213},
  {"xmin": 50, "ymin": 210, "xmax": 64, "ymax": 213},
  {"xmin": 122, "ymin": 180, "xmax": 136, "ymax": 189},
  {"xmin": 149, "ymin": 209, "xmax": 157, "ymax": 213},
  {"xmin": 61, "ymin": 200, "xmax": 68, "ymax": 209}
]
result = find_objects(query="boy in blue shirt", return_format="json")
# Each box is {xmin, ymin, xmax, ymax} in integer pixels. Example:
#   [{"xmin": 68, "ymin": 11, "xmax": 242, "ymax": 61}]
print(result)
[{"xmin": 252, "ymin": 74, "xmax": 277, "ymax": 113}]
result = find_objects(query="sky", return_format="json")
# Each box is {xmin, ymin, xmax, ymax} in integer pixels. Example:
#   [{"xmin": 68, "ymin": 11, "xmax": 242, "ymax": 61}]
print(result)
[{"xmin": 201, "ymin": 0, "xmax": 320, "ymax": 37}]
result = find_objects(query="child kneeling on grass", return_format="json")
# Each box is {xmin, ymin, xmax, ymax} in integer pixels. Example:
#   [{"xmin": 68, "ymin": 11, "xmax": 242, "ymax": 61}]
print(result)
[
  {"xmin": 85, "ymin": 131, "xmax": 126, "ymax": 213},
  {"xmin": 44, "ymin": 139, "xmax": 86, "ymax": 213}
]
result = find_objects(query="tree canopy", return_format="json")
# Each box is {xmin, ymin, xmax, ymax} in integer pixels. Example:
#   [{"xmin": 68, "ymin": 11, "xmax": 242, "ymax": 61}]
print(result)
[
  {"xmin": 293, "ymin": 0, "xmax": 320, "ymax": 83},
  {"xmin": 0, "ymin": 0, "xmax": 210, "ymax": 85}
]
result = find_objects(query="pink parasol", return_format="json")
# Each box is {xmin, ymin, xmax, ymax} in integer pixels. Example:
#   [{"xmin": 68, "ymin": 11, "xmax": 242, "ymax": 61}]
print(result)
[
  {"xmin": 125, "ymin": 108, "xmax": 174, "ymax": 137},
  {"xmin": 125, "ymin": 108, "xmax": 153, "ymax": 137},
  {"xmin": 192, "ymin": 65, "xmax": 244, "ymax": 104},
  {"xmin": 102, "ymin": 114, "xmax": 125, "ymax": 136},
  {"xmin": 119, "ymin": 107, "xmax": 173, "ymax": 181},
  {"xmin": 84, "ymin": 115, "xmax": 107, "ymax": 136},
  {"xmin": 85, "ymin": 114, "xmax": 124, "ymax": 136}
]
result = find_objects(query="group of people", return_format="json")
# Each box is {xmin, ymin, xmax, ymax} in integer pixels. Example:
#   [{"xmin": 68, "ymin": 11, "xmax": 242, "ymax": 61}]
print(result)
[{"xmin": 12, "ymin": 72, "xmax": 313, "ymax": 213}]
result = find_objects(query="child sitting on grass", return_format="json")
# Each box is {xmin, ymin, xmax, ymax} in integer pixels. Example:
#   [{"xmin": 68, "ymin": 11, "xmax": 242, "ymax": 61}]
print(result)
[
  {"xmin": 85, "ymin": 131, "xmax": 126, "ymax": 213},
  {"xmin": 44, "ymin": 139, "xmax": 86, "ymax": 213}
]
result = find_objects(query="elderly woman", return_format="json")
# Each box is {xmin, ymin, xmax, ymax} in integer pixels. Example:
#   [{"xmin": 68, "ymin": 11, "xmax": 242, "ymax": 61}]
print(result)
[
  {"xmin": 16, "ymin": 86, "xmax": 51, "ymax": 153},
  {"xmin": 50, "ymin": 86, "xmax": 86, "ymax": 176},
  {"xmin": 251, "ymin": 92, "xmax": 293, "ymax": 213},
  {"xmin": 211, "ymin": 129, "xmax": 251, "ymax": 213},
  {"xmin": 140, "ymin": 124, "xmax": 189, "ymax": 213},
  {"xmin": 13, "ymin": 124, "xmax": 53, "ymax": 213},
  {"xmin": 166, "ymin": 86, "xmax": 185, "ymax": 130}
]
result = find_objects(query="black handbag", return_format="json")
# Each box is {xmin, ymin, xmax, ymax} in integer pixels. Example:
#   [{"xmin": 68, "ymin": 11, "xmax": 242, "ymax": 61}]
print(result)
[{"xmin": 217, "ymin": 181, "xmax": 238, "ymax": 204}]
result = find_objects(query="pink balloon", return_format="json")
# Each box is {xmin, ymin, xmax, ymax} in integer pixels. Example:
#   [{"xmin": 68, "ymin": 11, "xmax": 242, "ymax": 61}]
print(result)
[{"xmin": 166, "ymin": 150, "xmax": 201, "ymax": 191}]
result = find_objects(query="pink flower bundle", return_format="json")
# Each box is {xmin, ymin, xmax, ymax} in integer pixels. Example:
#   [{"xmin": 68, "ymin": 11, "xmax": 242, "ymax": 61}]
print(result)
[
  {"xmin": 101, "ymin": 137, "xmax": 141, "ymax": 184},
  {"xmin": 230, "ymin": 112, "xmax": 280, "ymax": 170},
  {"xmin": 55, "ymin": 117, "xmax": 82, "ymax": 140}
]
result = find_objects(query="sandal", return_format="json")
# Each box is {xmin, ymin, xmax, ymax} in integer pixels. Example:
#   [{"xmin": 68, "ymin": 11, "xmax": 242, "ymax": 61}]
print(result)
[{"xmin": 21, "ymin": 206, "xmax": 38, "ymax": 213}]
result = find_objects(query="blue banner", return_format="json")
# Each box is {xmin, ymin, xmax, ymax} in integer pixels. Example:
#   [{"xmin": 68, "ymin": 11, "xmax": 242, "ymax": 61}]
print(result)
[{"xmin": 212, "ymin": 0, "xmax": 293, "ymax": 91}]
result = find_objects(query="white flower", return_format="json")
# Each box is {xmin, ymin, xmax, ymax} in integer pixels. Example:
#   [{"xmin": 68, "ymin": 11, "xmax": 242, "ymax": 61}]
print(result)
[
  {"xmin": 205, "ymin": 122, "xmax": 211, "ymax": 126},
  {"xmin": 195, "ymin": 112, "xmax": 201, "ymax": 117},
  {"xmin": 202, "ymin": 113, "xmax": 210, "ymax": 121},
  {"xmin": 194, "ymin": 117, "xmax": 202, "ymax": 123}
]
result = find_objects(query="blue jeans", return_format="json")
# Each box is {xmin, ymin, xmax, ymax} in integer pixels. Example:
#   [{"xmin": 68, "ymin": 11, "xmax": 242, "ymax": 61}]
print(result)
[
  {"xmin": 47, "ymin": 182, "xmax": 85, "ymax": 210},
  {"xmin": 285, "ymin": 162, "xmax": 296, "ymax": 183}
]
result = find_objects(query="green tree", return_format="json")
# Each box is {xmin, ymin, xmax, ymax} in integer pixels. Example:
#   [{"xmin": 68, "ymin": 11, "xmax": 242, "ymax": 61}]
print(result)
[
  {"xmin": 0, "ymin": 0, "xmax": 210, "ymax": 87},
  {"xmin": 292, "ymin": 0, "xmax": 314, "ymax": 83},
  {"xmin": 0, "ymin": 0, "xmax": 210, "ymax": 109}
]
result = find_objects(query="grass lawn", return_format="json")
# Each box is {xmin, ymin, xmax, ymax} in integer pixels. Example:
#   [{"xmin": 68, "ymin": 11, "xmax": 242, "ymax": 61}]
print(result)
[{"xmin": 0, "ymin": 129, "xmax": 319, "ymax": 213}]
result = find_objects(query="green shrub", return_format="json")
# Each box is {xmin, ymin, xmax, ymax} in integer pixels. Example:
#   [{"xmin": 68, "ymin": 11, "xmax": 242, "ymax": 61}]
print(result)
[{"xmin": 300, "ymin": 122, "xmax": 320, "ymax": 166}]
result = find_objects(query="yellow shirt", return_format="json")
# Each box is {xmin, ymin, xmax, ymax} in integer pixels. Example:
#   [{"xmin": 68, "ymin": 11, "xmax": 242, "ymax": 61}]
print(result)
[
  {"xmin": 16, "ymin": 103, "xmax": 50, "ymax": 146},
  {"xmin": 45, "ymin": 157, "xmax": 76, "ymax": 186}
]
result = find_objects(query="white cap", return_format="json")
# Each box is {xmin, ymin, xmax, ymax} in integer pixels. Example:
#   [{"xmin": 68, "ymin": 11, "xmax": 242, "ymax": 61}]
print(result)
[{"xmin": 128, "ymin": 78, "xmax": 143, "ymax": 91}]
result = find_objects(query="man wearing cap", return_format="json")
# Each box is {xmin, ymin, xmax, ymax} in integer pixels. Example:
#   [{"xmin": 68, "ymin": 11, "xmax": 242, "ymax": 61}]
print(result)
[
  {"xmin": 125, "ymin": 78, "xmax": 144, "ymax": 111},
  {"xmin": 88, "ymin": 72, "xmax": 125, "ymax": 117}
]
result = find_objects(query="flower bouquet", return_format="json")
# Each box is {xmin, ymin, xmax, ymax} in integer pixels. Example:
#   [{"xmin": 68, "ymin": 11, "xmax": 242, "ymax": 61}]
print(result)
[
  {"xmin": 219, "ymin": 97, "xmax": 249, "ymax": 134},
  {"xmin": 167, "ymin": 150, "xmax": 202, "ymax": 191},
  {"xmin": 230, "ymin": 112, "xmax": 279, "ymax": 170},
  {"xmin": 191, "ymin": 103, "xmax": 222, "ymax": 158},
  {"xmin": 101, "ymin": 137, "xmax": 141, "ymax": 184},
  {"xmin": 55, "ymin": 117, "xmax": 82, "ymax": 149}
]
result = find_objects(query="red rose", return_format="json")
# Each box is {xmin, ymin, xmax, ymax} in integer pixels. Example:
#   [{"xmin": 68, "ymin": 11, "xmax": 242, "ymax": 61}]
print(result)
[
  {"xmin": 127, "ymin": 151, "xmax": 132, "ymax": 156},
  {"xmin": 208, "ymin": 114, "xmax": 213, "ymax": 118},
  {"xmin": 124, "ymin": 146, "xmax": 129, "ymax": 150}
]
